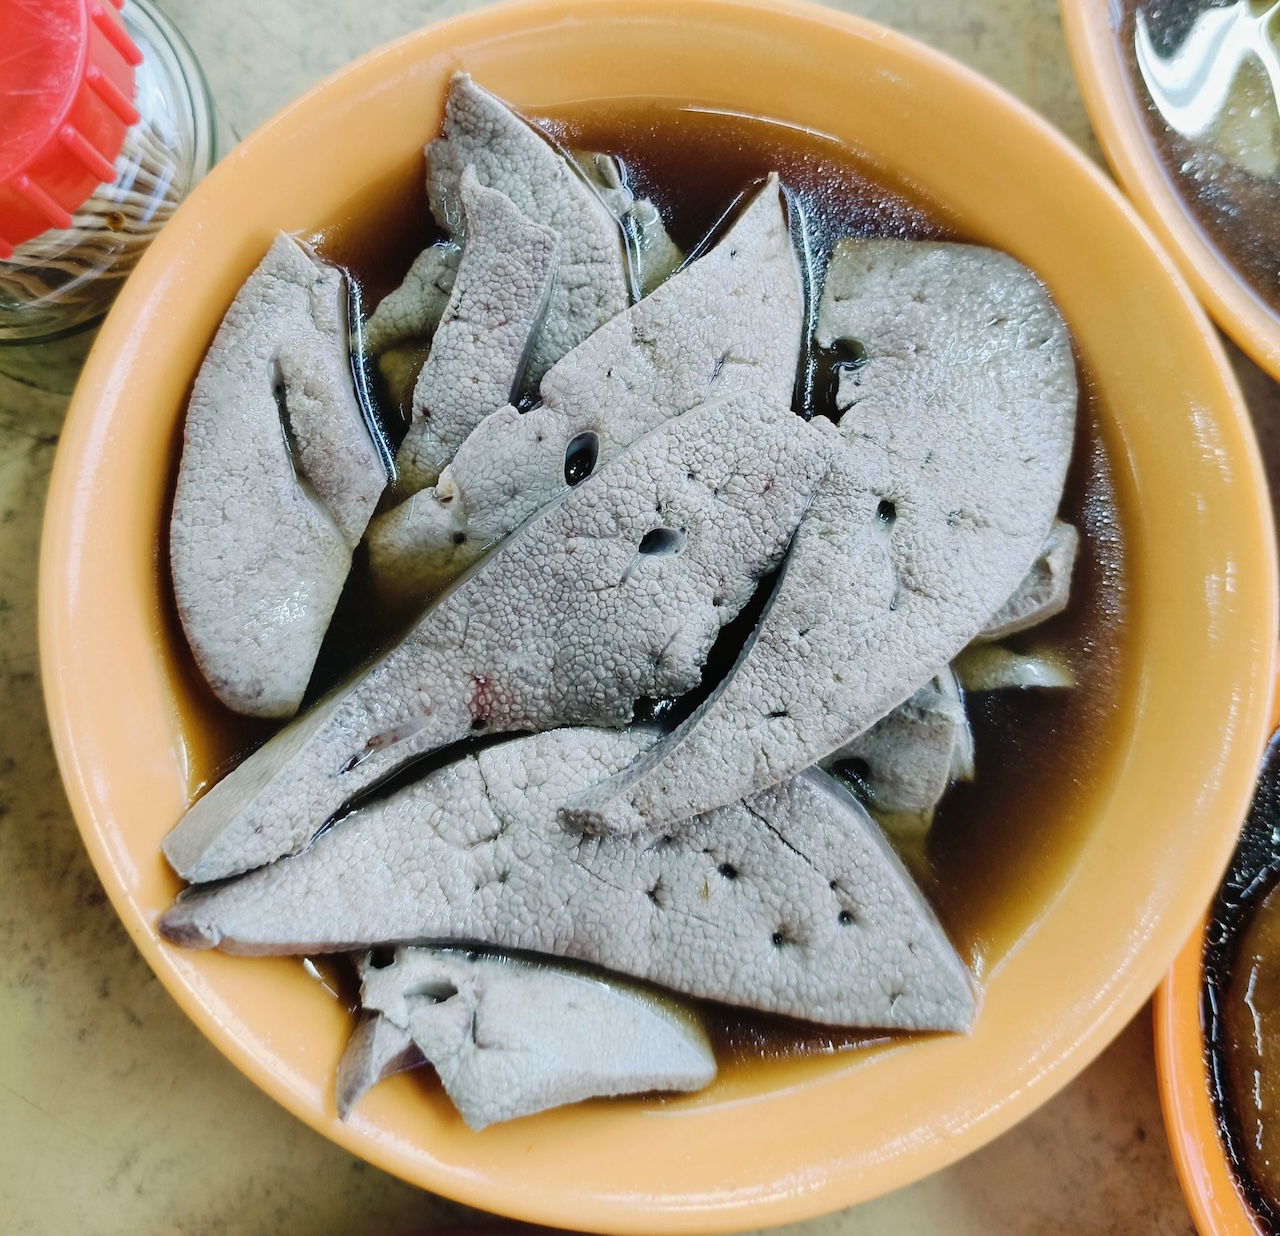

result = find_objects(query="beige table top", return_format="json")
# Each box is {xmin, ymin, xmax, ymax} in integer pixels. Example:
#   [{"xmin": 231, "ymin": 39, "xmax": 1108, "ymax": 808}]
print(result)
[{"xmin": 3, "ymin": 0, "xmax": 1273, "ymax": 1232}]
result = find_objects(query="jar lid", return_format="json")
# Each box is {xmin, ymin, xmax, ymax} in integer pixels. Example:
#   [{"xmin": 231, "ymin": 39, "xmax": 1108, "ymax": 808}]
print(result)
[{"xmin": 0, "ymin": 0, "xmax": 142, "ymax": 259}]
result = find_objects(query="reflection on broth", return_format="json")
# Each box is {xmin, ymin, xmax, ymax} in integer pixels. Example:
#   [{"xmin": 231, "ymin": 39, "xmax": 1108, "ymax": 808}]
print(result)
[
  {"xmin": 1137, "ymin": 1, "xmax": 1280, "ymax": 164},
  {"xmin": 1124, "ymin": 1, "xmax": 1280, "ymax": 311}
]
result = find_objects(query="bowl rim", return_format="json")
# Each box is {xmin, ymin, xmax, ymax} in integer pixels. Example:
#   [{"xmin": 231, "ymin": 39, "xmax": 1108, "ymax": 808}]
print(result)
[
  {"xmin": 38, "ymin": 0, "xmax": 1280, "ymax": 1229},
  {"xmin": 1155, "ymin": 670, "xmax": 1280, "ymax": 1236},
  {"xmin": 1059, "ymin": 0, "xmax": 1280, "ymax": 383}
]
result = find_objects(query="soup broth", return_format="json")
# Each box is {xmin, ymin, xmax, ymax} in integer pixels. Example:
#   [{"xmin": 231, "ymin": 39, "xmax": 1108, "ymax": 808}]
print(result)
[
  {"xmin": 1120, "ymin": 0, "xmax": 1280, "ymax": 315},
  {"xmin": 1204, "ymin": 732, "xmax": 1280, "ymax": 1225}
]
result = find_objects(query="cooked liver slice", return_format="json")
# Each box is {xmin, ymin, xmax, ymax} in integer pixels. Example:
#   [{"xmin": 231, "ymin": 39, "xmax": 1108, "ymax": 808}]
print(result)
[
  {"xmin": 394, "ymin": 167, "xmax": 559, "ymax": 494},
  {"xmin": 334, "ymin": 1012, "xmax": 423, "ymax": 1120},
  {"xmin": 159, "ymin": 727, "xmax": 974, "ymax": 1032},
  {"xmin": 825, "ymin": 669, "xmax": 972, "ymax": 817},
  {"xmin": 161, "ymin": 389, "xmax": 831, "ymax": 884},
  {"xmin": 170, "ymin": 233, "xmax": 386, "ymax": 720},
  {"xmin": 577, "ymin": 151, "xmax": 683, "ymax": 296},
  {"xmin": 341, "ymin": 947, "xmax": 715, "ymax": 1129},
  {"xmin": 367, "ymin": 174, "xmax": 802, "ymax": 604},
  {"xmin": 566, "ymin": 238, "xmax": 1076, "ymax": 835},
  {"xmin": 978, "ymin": 519, "xmax": 1079, "ymax": 640},
  {"xmin": 427, "ymin": 74, "xmax": 629, "ymax": 391},
  {"xmin": 361, "ymin": 146, "xmax": 678, "ymax": 363},
  {"xmin": 362, "ymin": 242, "xmax": 460, "ymax": 355}
]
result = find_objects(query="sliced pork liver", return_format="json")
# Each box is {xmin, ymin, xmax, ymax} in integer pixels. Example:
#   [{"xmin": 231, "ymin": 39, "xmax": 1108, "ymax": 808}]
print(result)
[
  {"xmin": 566, "ymin": 238, "xmax": 1076, "ymax": 835},
  {"xmin": 334, "ymin": 1012, "xmax": 423, "ymax": 1119},
  {"xmin": 161, "ymin": 389, "xmax": 831, "ymax": 883},
  {"xmin": 825, "ymin": 669, "xmax": 972, "ymax": 817},
  {"xmin": 366, "ymin": 175, "xmax": 803, "ymax": 602},
  {"xmin": 362, "ymin": 242, "xmax": 461, "ymax": 355},
  {"xmin": 577, "ymin": 151, "xmax": 683, "ymax": 296},
  {"xmin": 978, "ymin": 519, "xmax": 1079, "ymax": 640},
  {"xmin": 427, "ymin": 74, "xmax": 629, "ymax": 391},
  {"xmin": 362, "ymin": 147, "xmax": 677, "ymax": 365},
  {"xmin": 394, "ymin": 167, "xmax": 559, "ymax": 493},
  {"xmin": 159, "ymin": 728, "xmax": 974, "ymax": 1032},
  {"xmin": 170, "ymin": 233, "xmax": 387, "ymax": 720},
  {"xmin": 342, "ymin": 947, "xmax": 714, "ymax": 1129}
]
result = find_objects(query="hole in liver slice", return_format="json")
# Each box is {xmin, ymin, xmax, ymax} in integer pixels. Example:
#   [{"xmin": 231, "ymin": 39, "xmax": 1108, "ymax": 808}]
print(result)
[
  {"xmin": 638, "ymin": 527, "xmax": 686, "ymax": 556},
  {"xmin": 832, "ymin": 337, "xmax": 867, "ymax": 368},
  {"xmin": 846, "ymin": 757, "xmax": 871, "ymax": 782},
  {"xmin": 811, "ymin": 336, "xmax": 868, "ymax": 422},
  {"xmin": 563, "ymin": 431, "xmax": 600, "ymax": 486}
]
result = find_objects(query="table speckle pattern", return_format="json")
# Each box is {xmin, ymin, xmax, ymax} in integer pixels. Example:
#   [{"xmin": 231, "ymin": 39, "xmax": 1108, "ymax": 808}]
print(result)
[{"xmin": 4, "ymin": 0, "xmax": 1268, "ymax": 1231}]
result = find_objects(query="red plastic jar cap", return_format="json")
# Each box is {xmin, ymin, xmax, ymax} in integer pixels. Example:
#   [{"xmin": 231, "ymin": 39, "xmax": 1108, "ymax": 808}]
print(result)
[{"xmin": 0, "ymin": 0, "xmax": 142, "ymax": 259}]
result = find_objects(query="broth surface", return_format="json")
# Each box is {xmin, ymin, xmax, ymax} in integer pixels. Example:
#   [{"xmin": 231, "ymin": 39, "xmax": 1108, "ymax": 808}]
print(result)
[
  {"xmin": 1225, "ymin": 880, "xmax": 1280, "ymax": 1214},
  {"xmin": 1120, "ymin": 0, "xmax": 1280, "ymax": 315},
  {"xmin": 1204, "ymin": 732, "xmax": 1280, "ymax": 1226},
  {"xmin": 168, "ymin": 101, "xmax": 1134, "ymax": 1074}
]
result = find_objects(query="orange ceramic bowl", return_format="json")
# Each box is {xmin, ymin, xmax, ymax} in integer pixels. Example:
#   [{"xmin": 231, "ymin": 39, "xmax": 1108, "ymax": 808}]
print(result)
[
  {"xmin": 1155, "ymin": 675, "xmax": 1280, "ymax": 1235},
  {"xmin": 1061, "ymin": 0, "xmax": 1280, "ymax": 382},
  {"xmin": 39, "ymin": 0, "xmax": 1279, "ymax": 1230}
]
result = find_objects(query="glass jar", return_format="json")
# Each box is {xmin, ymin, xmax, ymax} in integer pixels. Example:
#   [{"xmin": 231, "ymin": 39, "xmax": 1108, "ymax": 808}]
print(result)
[{"xmin": 0, "ymin": 0, "xmax": 216, "ymax": 347}]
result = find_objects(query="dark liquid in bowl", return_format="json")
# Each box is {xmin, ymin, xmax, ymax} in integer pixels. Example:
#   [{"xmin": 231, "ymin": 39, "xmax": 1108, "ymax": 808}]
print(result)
[
  {"xmin": 168, "ymin": 103, "xmax": 1133, "ymax": 1076},
  {"xmin": 1119, "ymin": 0, "xmax": 1280, "ymax": 317},
  {"xmin": 1203, "ymin": 733, "xmax": 1280, "ymax": 1225}
]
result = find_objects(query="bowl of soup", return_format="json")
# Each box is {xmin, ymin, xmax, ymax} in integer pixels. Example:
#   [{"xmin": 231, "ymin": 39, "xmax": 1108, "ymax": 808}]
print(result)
[
  {"xmin": 39, "ymin": 0, "xmax": 1278, "ymax": 1229},
  {"xmin": 1061, "ymin": 0, "xmax": 1280, "ymax": 381}
]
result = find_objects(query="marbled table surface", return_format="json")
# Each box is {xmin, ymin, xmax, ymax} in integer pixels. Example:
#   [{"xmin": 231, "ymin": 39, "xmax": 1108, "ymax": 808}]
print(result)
[{"xmin": 3, "ymin": 1, "xmax": 1275, "ymax": 1232}]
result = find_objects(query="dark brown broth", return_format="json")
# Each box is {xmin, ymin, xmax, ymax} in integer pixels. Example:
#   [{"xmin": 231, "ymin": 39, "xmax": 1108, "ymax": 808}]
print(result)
[
  {"xmin": 919, "ymin": 410, "xmax": 1127, "ymax": 977},
  {"xmin": 1203, "ymin": 732, "xmax": 1280, "ymax": 1228},
  {"xmin": 1224, "ymin": 880, "xmax": 1280, "ymax": 1216},
  {"xmin": 176, "ymin": 102, "xmax": 1132, "ymax": 1072},
  {"xmin": 536, "ymin": 104, "xmax": 951, "ymax": 253},
  {"xmin": 1119, "ymin": 1, "xmax": 1280, "ymax": 316}
]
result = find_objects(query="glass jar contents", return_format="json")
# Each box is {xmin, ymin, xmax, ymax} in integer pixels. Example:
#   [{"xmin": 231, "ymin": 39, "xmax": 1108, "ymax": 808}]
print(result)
[{"xmin": 0, "ymin": 0, "xmax": 215, "ymax": 344}]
